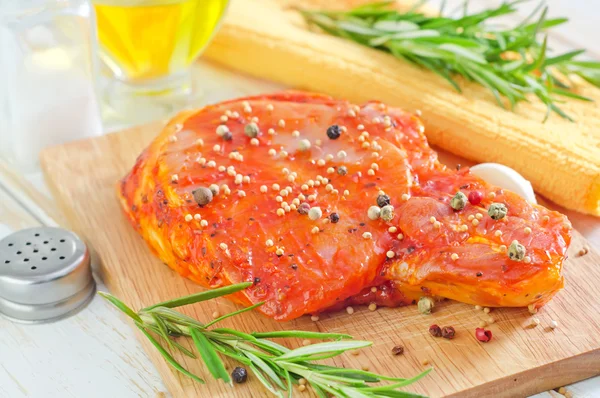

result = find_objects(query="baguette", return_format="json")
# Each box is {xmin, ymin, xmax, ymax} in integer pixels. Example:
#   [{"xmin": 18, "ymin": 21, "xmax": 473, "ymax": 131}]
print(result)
[{"xmin": 204, "ymin": 0, "xmax": 600, "ymax": 216}]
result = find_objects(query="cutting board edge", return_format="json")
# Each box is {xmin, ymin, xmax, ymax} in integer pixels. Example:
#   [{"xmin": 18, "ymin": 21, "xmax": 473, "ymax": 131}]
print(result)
[{"xmin": 445, "ymin": 348, "xmax": 600, "ymax": 398}]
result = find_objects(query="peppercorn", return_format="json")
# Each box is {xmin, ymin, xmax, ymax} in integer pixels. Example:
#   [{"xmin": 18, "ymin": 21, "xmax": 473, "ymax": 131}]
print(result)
[
  {"xmin": 192, "ymin": 187, "xmax": 213, "ymax": 206},
  {"xmin": 308, "ymin": 206, "xmax": 323, "ymax": 220},
  {"xmin": 468, "ymin": 191, "xmax": 483, "ymax": 205},
  {"xmin": 488, "ymin": 203, "xmax": 508, "ymax": 220},
  {"xmin": 298, "ymin": 203, "xmax": 310, "ymax": 215},
  {"xmin": 337, "ymin": 166, "xmax": 348, "ymax": 176},
  {"xmin": 231, "ymin": 367, "xmax": 248, "ymax": 383},
  {"xmin": 508, "ymin": 240, "xmax": 526, "ymax": 261},
  {"xmin": 367, "ymin": 206, "xmax": 381, "ymax": 220},
  {"xmin": 244, "ymin": 122, "xmax": 259, "ymax": 137},
  {"xmin": 391, "ymin": 345, "xmax": 404, "ymax": 355},
  {"xmin": 475, "ymin": 328, "xmax": 492, "ymax": 343},
  {"xmin": 380, "ymin": 205, "xmax": 395, "ymax": 222},
  {"xmin": 329, "ymin": 212, "xmax": 340, "ymax": 223},
  {"xmin": 326, "ymin": 124, "xmax": 341, "ymax": 139},
  {"xmin": 222, "ymin": 131, "xmax": 233, "ymax": 141},
  {"xmin": 450, "ymin": 191, "xmax": 468, "ymax": 211},
  {"xmin": 418, "ymin": 296, "xmax": 435, "ymax": 315},
  {"xmin": 376, "ymin": 194, "xmax": 391, "ymax": 207},
  {"xmin": 441, "ymin": 326, "xmax": 456, "ymax": 339},
  {"xmin": 429, "ymin": 324, "xmax": 442, "ymax": 337}
]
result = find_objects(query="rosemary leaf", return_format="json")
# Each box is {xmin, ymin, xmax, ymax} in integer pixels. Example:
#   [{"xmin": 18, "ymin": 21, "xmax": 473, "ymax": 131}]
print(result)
[
  {"xmin": 136, "ymin": 323, "xmax": 205, "ymax": 384},
  {"xmin": 142, "ymin": 282, "xmax": 251, "ymax": 311},
  {"xmin": 364, "ymin": 368, "xmax": 432, "ymax": 392},
  {"xmin": 98, "ymin": 292, "xmax": 142, "ymax": 323},
  {"xmin": 300, "ymin": 1, "xmax": 600, "ymax": 121},
  {"xmin": 249, "ymin": 362, "xmax": 284, "ymax": 397},
  {"xmin": 190, "ymin": 328, "xmax": 231, "ymax": 383},
  {"xmin": 204, "ymin": 301, "xmax": 265, "ymax": 328},
  {"xmin": 103, "ymin": 288, "xmax": 429, "ymax": 397},
  {"xmin": 252, "ymin": 330, "xmax": 352, "ymax": 340},
  {"xmin": 245, "ymin": 351, "xmax": 288, "ymax": 390},
  {"xmin": 275, "ymin": 340, "xmax": 372, "ymax": 361}
]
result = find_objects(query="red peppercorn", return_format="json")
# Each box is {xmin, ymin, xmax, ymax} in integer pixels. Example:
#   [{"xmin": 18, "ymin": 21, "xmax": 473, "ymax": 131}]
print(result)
[
  {"xmin": 441, "ymin": 326, "xmax": 456, "ymax": 339},
  {"xmin": 475, "ymin": 328, "xmax": 492, "ymax": 342},
  {"xmin": 468, "ymin": 191, "xmax": 483, "ymax": 205},
  {"xmin": 429, "ymin": 324, "xmax": 442, "ymax": 337},
  {"xmin": 391, "ymin": 345, "xmax": 404, "ymax": 355}
]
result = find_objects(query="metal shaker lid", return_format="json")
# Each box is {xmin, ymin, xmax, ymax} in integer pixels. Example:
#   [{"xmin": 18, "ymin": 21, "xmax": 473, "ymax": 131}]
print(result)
[{"xmin": 0, "ymin": 227, "xmax": 95, "ymax": 323}]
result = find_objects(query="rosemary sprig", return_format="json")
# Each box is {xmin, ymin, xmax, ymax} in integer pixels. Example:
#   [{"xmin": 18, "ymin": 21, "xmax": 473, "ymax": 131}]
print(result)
[
  {"xmin": 299, "ymin": 0, "xmax": 600, "ymax": 121},
  {"xmin": 100, "ymin": 282, "xmax": 430, "ymax": 397}
]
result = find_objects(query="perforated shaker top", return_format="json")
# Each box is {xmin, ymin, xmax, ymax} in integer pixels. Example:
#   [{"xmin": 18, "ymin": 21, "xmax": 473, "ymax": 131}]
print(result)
[{"xmin": 0, "ymin": 227, "xmax": 95, "ymax": 323}]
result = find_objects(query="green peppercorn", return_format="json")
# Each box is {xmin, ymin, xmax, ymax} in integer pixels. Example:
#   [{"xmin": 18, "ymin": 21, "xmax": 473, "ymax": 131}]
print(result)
[
  {"xmin": 380, "ymin": 205, "xmax": 395, "ymax": 222},
  {"xmin": 244, "ymin": 122, "xmax": 259, "ymax": 138},
  {"xmin": 418, "ymin": 296, "xmax": 435, "ymax": 315},
  {"xmin": 488, "ymin": 203, "xmax": 508, "ymax": 220},
  {"xmin": 450, "ymin": 191, "xmax": 468, "ymax": 211},
  {"xmin": 508, "ymin": 240, "xmax": 526, "ymax": 261}
]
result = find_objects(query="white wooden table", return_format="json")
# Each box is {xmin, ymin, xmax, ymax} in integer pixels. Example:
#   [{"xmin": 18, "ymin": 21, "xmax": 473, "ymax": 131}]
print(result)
[{"xmin": 1, "ymin": 1, "xmax": 600, "ymax": 397}]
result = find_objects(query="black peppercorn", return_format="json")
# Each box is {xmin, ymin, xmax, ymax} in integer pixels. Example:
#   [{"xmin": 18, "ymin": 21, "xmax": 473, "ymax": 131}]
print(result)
[
  {"xmin": 337, "ymin": 166, "xmax": 348, "ymax": 176},
  {"xmin": 376, "ymin": 194, "xmax": 391, "ymax": 207},
  {"xmin": 329, "ymin": 212, "xmax": 340, "ymax": 223},
  {"xmin": 222, "ymin": 131, "xmax": 233, "ymax": 141},
  {"xmin": 326, "ymin": 125, "xmax": 341, "ymax": 139},
  {"xmin": 231, "ymin": 367, "xmax": 248, "ymax": 383},
  {"xmin": 253, "ymin": 277, "xmax": 261, "ymax": 284}
]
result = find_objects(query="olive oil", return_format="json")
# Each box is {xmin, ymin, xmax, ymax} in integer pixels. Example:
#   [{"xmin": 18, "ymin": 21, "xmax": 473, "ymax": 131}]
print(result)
[{"xmin": 93, "ymin": 0, "xmax": 228, "ymax": 82}]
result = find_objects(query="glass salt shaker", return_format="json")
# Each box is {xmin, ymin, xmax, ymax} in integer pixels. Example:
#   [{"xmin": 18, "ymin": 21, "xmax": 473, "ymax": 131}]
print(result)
[{"xmin": 0, "ymin": 0, "xmax": 103, "ymax": 173}]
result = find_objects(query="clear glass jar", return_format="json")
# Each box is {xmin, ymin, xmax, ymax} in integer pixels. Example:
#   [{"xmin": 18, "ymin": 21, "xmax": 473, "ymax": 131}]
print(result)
[{"xmin": 0, "ymin": 0, "xmax": 102, "ymax": 173}]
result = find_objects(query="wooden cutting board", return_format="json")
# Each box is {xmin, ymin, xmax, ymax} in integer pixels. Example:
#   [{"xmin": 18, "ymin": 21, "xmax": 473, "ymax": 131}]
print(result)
[{"xmin": 40, "ymin": 119, "xmax": 600, "ymax": 398}]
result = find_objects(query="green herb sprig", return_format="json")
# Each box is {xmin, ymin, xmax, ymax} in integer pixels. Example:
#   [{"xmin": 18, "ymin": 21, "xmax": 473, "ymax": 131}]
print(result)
[
  {"xmin": 299, "ymin": 0, "xmax": 600, "ymax": 121},
  {"xmin": 100, "ymin": 282, "xmax": 430, "ymax": 397}
]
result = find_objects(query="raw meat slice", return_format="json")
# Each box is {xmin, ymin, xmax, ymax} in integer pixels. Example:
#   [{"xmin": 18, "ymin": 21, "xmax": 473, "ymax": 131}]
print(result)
[{"xmin": 118, "ymin": 91, "xmax": 571, "ymax": 320}]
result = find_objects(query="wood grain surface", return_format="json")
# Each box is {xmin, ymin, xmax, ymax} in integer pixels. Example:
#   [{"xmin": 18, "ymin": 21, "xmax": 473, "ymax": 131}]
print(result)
[{"xmin": 39, "ymin": 120, "xmax": 600, "ymax": 398}]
